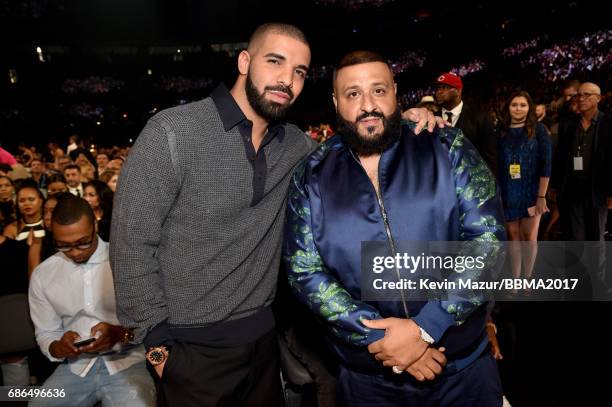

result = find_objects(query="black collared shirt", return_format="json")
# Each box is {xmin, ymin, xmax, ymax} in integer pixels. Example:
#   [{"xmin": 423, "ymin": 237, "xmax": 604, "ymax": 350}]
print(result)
[{"xmin": 210, "ymin": 84, "xmax": 285, "ymax": 206}]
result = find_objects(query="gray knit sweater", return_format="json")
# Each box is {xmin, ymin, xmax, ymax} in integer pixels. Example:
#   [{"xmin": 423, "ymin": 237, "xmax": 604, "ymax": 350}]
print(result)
[{"xmin": 110, "ymin": 94, "xmax": 315, "ymax": 343}]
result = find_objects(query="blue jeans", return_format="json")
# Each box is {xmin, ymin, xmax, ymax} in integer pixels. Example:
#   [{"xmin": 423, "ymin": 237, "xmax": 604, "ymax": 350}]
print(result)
[
  {"xmin": 29, "ymin": 358, "xmax": 155, "ymax": 407},
  {"xmin": 1, "ymin": 356, "xmax": 29, "ymax": 386}
]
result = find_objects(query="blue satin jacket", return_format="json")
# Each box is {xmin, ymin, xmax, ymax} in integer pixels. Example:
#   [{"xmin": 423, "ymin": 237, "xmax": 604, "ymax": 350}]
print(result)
[{"xmin": 283, "ymin": 121, "xmax": 506, "ymax": 373}]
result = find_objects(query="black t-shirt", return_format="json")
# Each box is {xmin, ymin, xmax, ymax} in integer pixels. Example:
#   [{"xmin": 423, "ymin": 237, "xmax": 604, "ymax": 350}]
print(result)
[{"xmin": 0, "ymin": 237, "xmax": 29, "ymax": 296}]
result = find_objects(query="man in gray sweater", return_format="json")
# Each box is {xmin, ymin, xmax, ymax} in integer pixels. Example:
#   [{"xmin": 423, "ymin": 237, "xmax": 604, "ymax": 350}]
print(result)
[{"xmin": 111, "ymin": 22, "xmax": 439, "ymax": 406}]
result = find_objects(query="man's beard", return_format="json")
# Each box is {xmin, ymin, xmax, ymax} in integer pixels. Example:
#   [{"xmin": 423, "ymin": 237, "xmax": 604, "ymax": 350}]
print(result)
[
  {"xmin": 337, "ymin": 107, "xmax": 402, "ymax": 156},
  {"xmin": 245, "ymin": 73, "xmax": 294, "ymax": 122}
]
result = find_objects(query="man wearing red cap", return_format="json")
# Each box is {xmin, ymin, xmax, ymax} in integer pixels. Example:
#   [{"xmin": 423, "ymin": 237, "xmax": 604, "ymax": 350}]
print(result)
[{"xmin": 433, "ymin": 72, "xmax": 498, "ymax": 177}]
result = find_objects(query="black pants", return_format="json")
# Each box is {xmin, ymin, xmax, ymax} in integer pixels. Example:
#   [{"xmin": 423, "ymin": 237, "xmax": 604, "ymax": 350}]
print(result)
[
  {"xmin": 563, "ymin": 199, "xmax": 608, "ymax": 241},
  {"xmin": 157, "ymin": 329, "xmax": 281, "ymax": 407}
]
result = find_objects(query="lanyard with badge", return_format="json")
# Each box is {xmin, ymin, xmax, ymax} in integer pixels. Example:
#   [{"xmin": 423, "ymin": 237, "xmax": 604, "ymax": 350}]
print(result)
[
  {"xmin": 573, "ymin": 144, "xmax": 583, "ymax": 171},
  {"xmin": 573, "ymin": 125, "xmax": 588, "ymax": 171},
  {"xmin": 509, "ymin": 132, "xmax": 521, "ymax": 180}
]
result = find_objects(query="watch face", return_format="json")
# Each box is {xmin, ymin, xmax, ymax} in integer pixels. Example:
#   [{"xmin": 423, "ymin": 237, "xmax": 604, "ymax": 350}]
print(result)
[
  {"xmin": 149, "ymin": 350, "xmax": 164, "ymax": 364},
  {"xmin": 151, "ymin": 350, "xmax": 164, "ymax": 363}
]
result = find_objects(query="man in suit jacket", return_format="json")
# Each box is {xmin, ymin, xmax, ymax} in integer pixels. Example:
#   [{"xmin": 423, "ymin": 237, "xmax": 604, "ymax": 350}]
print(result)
[
  {"xmin": 432, "ymin": 72, "xmax": 498, "ymax": 177},
  {"xmin": 63, "ymin": 163, "xmax": 84, "ymax": 197},
  {"xmin": 551, "ymin": 82, "xmax": 611, "ymax": 241}
]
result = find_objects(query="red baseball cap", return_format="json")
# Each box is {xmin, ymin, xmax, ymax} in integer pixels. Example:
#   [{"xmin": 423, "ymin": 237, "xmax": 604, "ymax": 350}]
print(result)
[{"xmin": 434, "ymin": 72, "xmax": 463, "ymax": 90}]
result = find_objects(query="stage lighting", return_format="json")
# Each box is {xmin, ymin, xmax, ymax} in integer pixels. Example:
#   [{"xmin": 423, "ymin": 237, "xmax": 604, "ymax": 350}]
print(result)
[
  {"xmin": 36, "ymin": 46, "xmax": 46, "ymax": 62},
  {"xmin": 9, "ymin": 69, "xmax": 18, "ymax": 84}
]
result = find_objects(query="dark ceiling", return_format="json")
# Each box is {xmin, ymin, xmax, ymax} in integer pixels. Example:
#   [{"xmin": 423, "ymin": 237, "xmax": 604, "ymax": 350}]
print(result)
[{"xmin": 1, "ymin": 0, "xmax": 605, "ymax": 64}]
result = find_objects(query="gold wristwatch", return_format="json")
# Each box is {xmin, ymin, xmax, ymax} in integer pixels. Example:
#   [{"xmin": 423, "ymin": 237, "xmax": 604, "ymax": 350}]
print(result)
[{"xmin": 146, "ymin": 346, "xmax": 169, "ymax": 366}]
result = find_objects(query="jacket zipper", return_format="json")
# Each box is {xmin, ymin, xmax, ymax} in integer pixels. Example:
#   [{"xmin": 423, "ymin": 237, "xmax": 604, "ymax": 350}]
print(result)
[{"xmin": 350, "ymin": 151, "xmax": 410, "ymax": 319}]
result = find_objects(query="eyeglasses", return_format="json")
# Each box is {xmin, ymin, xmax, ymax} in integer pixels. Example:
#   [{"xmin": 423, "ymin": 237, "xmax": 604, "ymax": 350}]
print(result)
[
  {"xmin": 577, "ymin": 93, "xmax": 600, "ymax": 99},
  {"xmin": 54, "ymin": 229, "xmax": 96, "ymax": 252}
]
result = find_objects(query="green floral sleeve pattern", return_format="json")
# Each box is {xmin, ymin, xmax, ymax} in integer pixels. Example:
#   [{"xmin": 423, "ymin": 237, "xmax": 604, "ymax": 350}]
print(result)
[
  {"xmin": 438, "ymin": 127, "xmax": 506, "ymax": 324},
  {"xmin": 283, "ymin": 141, "xmax": 384, "ymax": 346}
]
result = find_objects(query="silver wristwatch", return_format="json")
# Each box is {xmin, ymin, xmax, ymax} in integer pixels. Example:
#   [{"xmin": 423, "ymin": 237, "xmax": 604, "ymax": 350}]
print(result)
[{"xmin": 419, "ymin": 327, "xmax": 435, "ymax": 344}]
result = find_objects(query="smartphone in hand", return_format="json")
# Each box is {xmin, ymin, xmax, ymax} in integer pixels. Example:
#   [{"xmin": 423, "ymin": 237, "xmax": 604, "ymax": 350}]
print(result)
[
  {"xmin": 527, "ymin": 206, "xmax": 536, "ymax": 217},
  {"xmin": 73, "ymin": 336, "xmax": 96, "ymax": 347}
]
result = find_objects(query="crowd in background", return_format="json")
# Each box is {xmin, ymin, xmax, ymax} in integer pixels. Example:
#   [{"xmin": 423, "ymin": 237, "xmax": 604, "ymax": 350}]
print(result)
[
  {"xmin": 0, "ymin": 57, "xmax": 611, "ymax": 407},
  {"xmin": 1, "ymin": 76, "xmax": 609, "ymax": 245}
]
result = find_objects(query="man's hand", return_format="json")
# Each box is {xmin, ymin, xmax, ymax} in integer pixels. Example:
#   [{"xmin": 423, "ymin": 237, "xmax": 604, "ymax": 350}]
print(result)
[
  {"xmin": 401, "ymin": 108, "xmax": 446, "ymax": 134},
  {"xmin": 405, "ymin": 347, "xmax": 447, "ymax": 381},
  {"xmin": 80, "ymin": 322, "xmax": 123, "ymax": 353},
  {"xmin": 49, "ymin": 331, "xmax": 82, "ymax": 359},
  {"xmin": 362, "ymin": 318, "xmax": 428, "ymax": 368}
]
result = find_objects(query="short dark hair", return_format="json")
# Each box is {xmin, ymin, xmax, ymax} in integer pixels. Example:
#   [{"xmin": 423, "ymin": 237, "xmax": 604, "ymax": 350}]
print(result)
[
  {"xmin": 51, "ymin": 194, "xmax": 94, "ymax": 227},
  {"xmin": 63, "ymin": 163, "xmax": 81, "ymax": 173},
  {"xmin": 333, "ymin": 50, "xmax": 389, "ymax": 82},
  {"xmin": 16, "ymin": 179, "xmax": 43, "ymax": 199},
  {"xmin": 562, "ymin": 79, "xmax": 580, "ymax": 91},
  {"xmin": 248, "ymin": 23, "xmax": 309, "ymax": 51},
  {"xmin": 47, "ymin": 173, "xmax": 67, "ymax": 185},
  {"xmin": 45, "ymin": 191, "xmax": 71, "ymax": 205}
]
